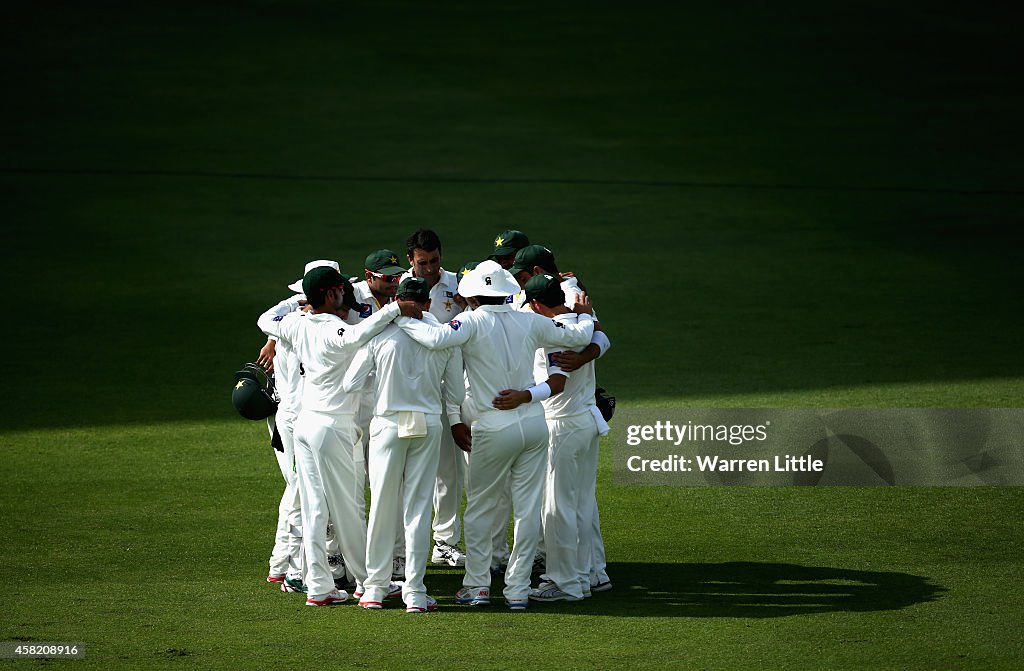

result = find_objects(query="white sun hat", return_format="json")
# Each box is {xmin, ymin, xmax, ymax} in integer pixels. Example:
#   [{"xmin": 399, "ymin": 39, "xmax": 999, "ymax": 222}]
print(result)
[
  {"xmin": 458, "ymin": 259, "xmax": 521, "ymax": 297},
  {"xmin": 287, "ymin": 259, "xmax": 340, "ymax": 293}
]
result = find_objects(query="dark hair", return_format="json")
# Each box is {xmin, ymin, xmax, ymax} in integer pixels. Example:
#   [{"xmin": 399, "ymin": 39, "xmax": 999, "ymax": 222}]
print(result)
[
  {"xmin": 307, "ymin": 287, "xmax": 329, "ymax": 309},
  {"xmin": 474, "ymin": 296, "xmax": 508, "ymax": 306},
  {"xmin": 406, "ymin": 229, "xmax": 442, "ymax": 256}
]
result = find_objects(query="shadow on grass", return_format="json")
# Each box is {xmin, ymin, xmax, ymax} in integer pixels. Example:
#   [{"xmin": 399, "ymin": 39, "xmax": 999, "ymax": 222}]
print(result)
[{"xmin": 425, "ymin": 561, "xmax": 944, "ymax": 617}]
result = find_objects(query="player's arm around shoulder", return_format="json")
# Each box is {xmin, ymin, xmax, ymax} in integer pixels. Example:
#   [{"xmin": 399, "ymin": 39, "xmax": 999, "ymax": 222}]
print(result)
[
  {"xmin": 257, "ymin": 296, "xmax": 303, "ymax": 339},
  {"xmin": 532, "ymin": 308, "xmax": 594, "ymax": 349},
  {"xmin": 324, "ymin": 301, "xmax": 402, "ymax": 353},
  {"xmin": 397, "ymin": 310, "xmax": 472, "ymax": 350}
]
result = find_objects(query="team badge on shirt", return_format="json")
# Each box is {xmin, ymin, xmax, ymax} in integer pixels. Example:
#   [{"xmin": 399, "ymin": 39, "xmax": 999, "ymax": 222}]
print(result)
[{"xmin": 449, "ymin": 319, "xmax": 462, "ymax": 331}]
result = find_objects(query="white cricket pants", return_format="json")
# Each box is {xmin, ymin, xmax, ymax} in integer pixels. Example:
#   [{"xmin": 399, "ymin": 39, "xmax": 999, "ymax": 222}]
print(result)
[
  {"xmin": 462, "ymin": 411, "xmax": 548, "ymax": 601},
  {"xmin": 542, "ymin": 411, "xmax": 600, "ymax": 599},
  {"xmin": 268, "ymin": 414, "xmax": 304, "ymax": 579},
  {"xmin": 364, "ymin": 414, "xmax": 441, "ymax": 607},
  {"xmin": 293, "ymin": 410, "xmax": 368, "ymax": 599},
  {"xmin": 432, "ymin": 413, "xmax": 467, "ymax": 546}
]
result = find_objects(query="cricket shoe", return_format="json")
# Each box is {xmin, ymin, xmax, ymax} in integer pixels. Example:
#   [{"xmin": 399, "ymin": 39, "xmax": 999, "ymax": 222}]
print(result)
[
  {"xmin": 432, "ymin": 541, "xmax": 466, "ymax": 567},
  {"xmin": 281, "ymin": 576, "xmax": 307, "ymax": 593},
  {"xmin": 267, "ymin": 573, "xmax": 286, "ymax": 584},
  {"xmin": 506, "ymin": 598, "xmax": 528, "ymax": 611},
  {"xmin": 531, "ymin": 552, "xmax": 546, "ymax": 576},
  {"xmin": 392, "ymin": 556, "xmax": 406, "ymax": 581},
  {"xmin": 353, "ymin": 581, "xmax": 403, "ymax": 600},
  {"xmin": 529, "ymin": 582, "xmax": 583, "ymax": 602},
  {"xmin": 454, "ymin": 587, "xmax": 490, "ymax": 606},
  {"xmin": 591, "ymin": 579, "xmax": 613, "ymax": 593},
  {"xmin": 406, "ymin": 595, "xmax": 439, "ymax": 614},
  {"xmin": 306, "ymin": 589, "xmax": 348, "ymax": 606}
]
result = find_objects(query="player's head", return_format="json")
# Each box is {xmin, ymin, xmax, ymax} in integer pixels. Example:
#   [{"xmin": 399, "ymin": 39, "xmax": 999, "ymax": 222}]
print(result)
[
  {"xmin": 363, "ymin": 249, "xmax": 405, "ymax": 298},
  {"xmin": 509, "ymin": 244, "xmax": 558, "ymax": 288},
  {"xmin": 303, "ymin": 266, "xmax": 350, "ymax": 311},
  {"xmin": 458, "ymin": 260, "xmax": 519, "ymax": 307},
  {"xmin": 489, "ymin": 230, "xmax": 530, "ymax": 269},
  {"xmin": 406, "ymin": 229, "xmax": 443, "ymax": 284},
  {"xmin": 522, "ymin": 273, "xmax": 566, "ymax": 316},
  {"xmin": 396, "ymin": 276, "xmax": 431, "ymax": 309}
]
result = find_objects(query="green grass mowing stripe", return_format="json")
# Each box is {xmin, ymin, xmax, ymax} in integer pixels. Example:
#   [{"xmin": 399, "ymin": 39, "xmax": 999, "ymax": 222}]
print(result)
[{"xmin": 2, "ymin": 420, "xmax": 1023, "ymax": 669}]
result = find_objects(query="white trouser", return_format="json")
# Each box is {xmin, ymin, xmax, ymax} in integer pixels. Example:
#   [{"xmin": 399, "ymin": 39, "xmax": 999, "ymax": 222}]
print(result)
[
  {"xmin": 462, "ymin": 411, "xmax": 548, "ymax": 601},
  {"xmin": 268, "ymin": 414, "xmax": 304, "ymax": 579},
  {"xmin": 490, "ymin": 475, "xmax": 512, "ymax": 568},
  {"xmin": 432, "ymin": 413, "xmax": 467, "ymax": 546},
  {"xmin": 293, "ymin": 410, "xmax": 368, "ymax": 599},
  {"xmin": 364, "ymin": 414, "xmax": 441, "ymax": 607},
  {"xmin": 357, "ymin": 391, "xmax": 405, "ymax": 558},
  {"xmin": 542, "ymin": 412, "xmax": 599, "ymax": 598}
]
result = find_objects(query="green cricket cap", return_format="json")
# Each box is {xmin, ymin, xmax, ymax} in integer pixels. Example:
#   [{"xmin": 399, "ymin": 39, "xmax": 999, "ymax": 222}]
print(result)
[
  {"xmin": 302, "ymin": 266, "xmax": 347, "ymax": 302},
  {"xmin": 457, "ymin": 261, "xmax": 480, "ymax": 281},
  {"xmin": 491, "ymin": 230, "xmax": 531, "ymax": 257},
  {"xmin": 364, "ymin": 249, "xmax": 406, "ymax": 275},
  {"xmin": 396, "ymin": 276, "xmax": 430, "ymax": 303},
  {"xmin": 521, "ymin": 273, "xmax": 565, "ymax": 308},
  {"xmin": 509, "ymin": 244, "xmax": 556, "ymax": 276}
]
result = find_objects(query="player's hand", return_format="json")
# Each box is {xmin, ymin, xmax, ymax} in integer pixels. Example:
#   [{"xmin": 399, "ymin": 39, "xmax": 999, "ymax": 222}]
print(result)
[
  {"xmin": 551, "ymin": 344, "xmax": 600, "ymax": 372},
  {"xmin": 453, "ymin": 293, "xmax": 468, "ymax": 310},
  {"xmin": 397, "ymin": 300, "xmax": 423, "ymax": 320},
  {"xmin": 572, "ymin": 292, "xmax": 594, "ymax": 316},
  {"xmin": 256, "ymin": 339, "xmax": 277, "ymax": 374},
  {"xmin": 451, "ymin": 422, "xmax": 473, "ymax": 453},
  {"xmin": 492, "ymin": 389, "xmax": 530, "ymax": 410},
  {"xmin": 550, "ymin": 350, "xmax": 584, "ymax": 372}
]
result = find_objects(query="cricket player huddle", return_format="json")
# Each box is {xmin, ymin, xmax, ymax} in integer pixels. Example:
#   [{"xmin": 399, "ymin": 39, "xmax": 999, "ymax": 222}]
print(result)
[{"xmin": 252, "ymin": 228, "xmax": 612, "ymax": 612}]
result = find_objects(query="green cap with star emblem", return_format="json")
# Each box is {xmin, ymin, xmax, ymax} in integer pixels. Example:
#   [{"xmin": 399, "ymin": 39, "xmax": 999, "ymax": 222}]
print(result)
[
  {"xmin": 364, "ymin": 249, "xmax": 406, "ymax": 275},
  {"xmin": 458, "ymin": 261, "xmax": 480, "ymax": 280},
  {"xmin": 509, "ymin": 244, "xmax": 557, "ymax": 277},
  {"xmin": 490, "ymin": 230, "xmax": 530, "ymax": 258}
]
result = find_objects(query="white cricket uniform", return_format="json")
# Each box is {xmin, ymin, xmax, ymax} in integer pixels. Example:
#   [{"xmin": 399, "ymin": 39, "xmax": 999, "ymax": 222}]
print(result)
[
  {"xmin": 263, "ymin": 296, "xmax": 306, "ymax": 582},
  {"xmin": 536, "ymin": 312, "xmax": 609, "ymax": 598},
  {"xmin": 400, "ymin": 268, "xmax": 468, "ymax": 549},
  {"xmin": 258, "ymin": 300, "xmax": 402, "ymax": 600},
  {"xmin": 530, "ymin": 276, "xmax": 612, "ymax": 591},
  {"xmin": 342, "ymin": 314, "xmax": 465, "ymax": 608},
  {"xmin": 397, "ymin": 305, "xmax": 594, "ymax": 601}
]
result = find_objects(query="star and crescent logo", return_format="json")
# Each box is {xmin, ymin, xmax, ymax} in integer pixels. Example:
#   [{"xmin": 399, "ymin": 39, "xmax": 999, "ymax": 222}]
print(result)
[
  {"xmin": 235, "ymin": 380, "xmax": 246, "ymax": 390},
  {"xmin": 389, "ymin": 255, "xmax": 398, "ymax": 265},
  {"xmin": 494, "ymin": 235, "xmax": 505, "ymax": 248}
]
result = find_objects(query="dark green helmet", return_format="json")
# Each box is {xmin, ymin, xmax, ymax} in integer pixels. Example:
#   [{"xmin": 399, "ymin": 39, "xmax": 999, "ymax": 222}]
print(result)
[{"xmin": 232, "ymin": 363, "xmax": 278, "ymax": 420}]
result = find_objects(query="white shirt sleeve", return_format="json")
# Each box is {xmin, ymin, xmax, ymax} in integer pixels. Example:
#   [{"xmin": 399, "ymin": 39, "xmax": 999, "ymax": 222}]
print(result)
[
  {"xmin": 323, "ymin": 302, "xmax": 401, "ymax": 353},
  {"xmin": 591, "ymin": 330, "xmax": 612, "ymax": 358},
  {"xmin": 532, "ymin": 312, "xmax": 594, "ymax": 350},
  {"xmin": 257, "ymin": 296, "xmax": 303, "ymax": 339},
  {"xmin": 397, "ymin": 314, "xmax": 473, "ymax": 350}
]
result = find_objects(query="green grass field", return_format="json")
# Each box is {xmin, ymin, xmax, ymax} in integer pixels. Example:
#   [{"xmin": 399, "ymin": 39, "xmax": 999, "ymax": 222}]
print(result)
[{"xmin": 2, "ymin": 1, "xmax": 1023, "ymax": 668}]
